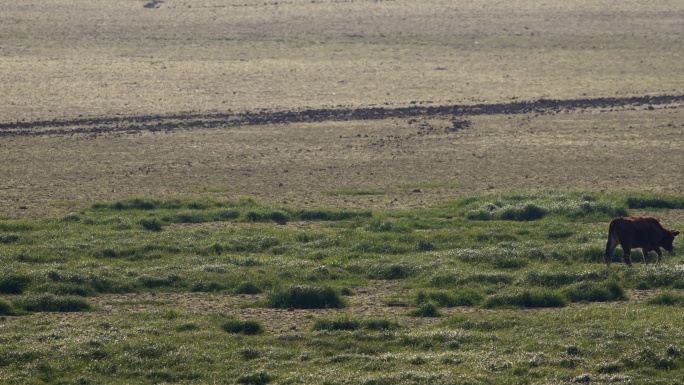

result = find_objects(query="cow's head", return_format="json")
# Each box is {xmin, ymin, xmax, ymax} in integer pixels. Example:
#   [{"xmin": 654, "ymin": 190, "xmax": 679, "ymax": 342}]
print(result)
[{"xmin": 661, "ymin": 229, "xmax": 681, "ymax": 253}]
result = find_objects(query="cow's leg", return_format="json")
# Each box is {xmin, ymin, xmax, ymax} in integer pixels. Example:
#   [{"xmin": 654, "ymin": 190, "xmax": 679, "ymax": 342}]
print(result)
[
  {"xmin": 655, "ymin": 248, "xmax": 663, "ymax": 265},
  {"xmin": 604, "ymin": 234, "xmax": 619, "ymax": 266},
  {"xmin": 642, "ymin": 249, "xmax": 649, "ymax": 265},
  {"xmin": 622, "ymin": 247, "xmax": 633, "ymax": 266}
]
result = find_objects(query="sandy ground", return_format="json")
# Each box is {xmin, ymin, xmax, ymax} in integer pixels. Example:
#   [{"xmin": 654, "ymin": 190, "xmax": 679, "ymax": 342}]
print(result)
[
  {"xmin": 1, "ymin": 0, "xmax": 682, "ymax": 123},
  {"xmin": 1, "ymin": 101, "xmax": 683, "ymax": 219},
  {"xmin": 1, "ymin": 1, "xmax": 683, "ymax": 219}
]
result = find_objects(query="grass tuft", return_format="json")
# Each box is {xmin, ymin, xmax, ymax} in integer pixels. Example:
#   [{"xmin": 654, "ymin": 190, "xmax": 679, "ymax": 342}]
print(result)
[
  {"xmin": 13, "ymin": 293, "xmax": 92, "ymax": 312},
  {"xmin": 458, "ymin": 191, "xmax": 628, "ymax": 222},
  {"xmin": 0, "ymin": 274, "xmax": 32, "ymax": 294},
  {"xmin": 0, "ymin": 300, "xmax": 20, "ymax": 315},
  {"xmin": 625, "ymin": 193, "xmax": 684, "ymax": 209},
  {"xmin": 415, "ymin": 289, "xmax": 484, "ymax": 307},
  {"xmin": 140, "ymin": 218, "xmax": 163, "ymax": 231},
  {"xmin": 39, "ymin": 282, "xmax": 98, "ymax": 297},
  {"xmin": 564, "ymin": 281, "xmax": 627, "ymax": 302},
  {"xmin": 525, "ymin": 270, "xmax": 605, "ymax": 287},
  {"xmin": 245, "ymin": 210, "xmax": 288, "ymax": 224},
  {"xmin": 234, "ymin": 281, "xmax": 263, "ymax": 295},
  {"xmin": 484, "ymin": 289, "xmax": 567, "ymax": 308},
  {"xmin": 366, "ymin": 263, "xmax": 417, "ymax": 280},
  {"xmin": 266, "ymin": 285, "xmax": 346, "ymax": 309},
  {"xmin": 239, "ymin": 347, "xmax": 262, "ymax": 360},
  {"xmin": 497, "ymin": 203, "xmax": 547, "ymax": 221},
  {"xmin": 311, "ymin": 316, "xmax": 399, "ymax": 331},
  {"xmin": 628, "ymin": 267, "xmax": 684, "ymax": 289},
  {"xmin": 298, "ymin": 209, "xmax": 372, "ymax": 221},
  {"xmin": 408, "ymin": 301, "xmax": 441, "ymax": 317},
  {"xmin": 222, "ymin": 318, "xmax": 264, "ymax": 335},
  {"xmin": 646, "ymin": 292, "xmax": 684, "ymax": 306},
  {"xmin": 237, "ymin": 371, "xmax": 273, "ymax": 385},
  {"xmin": 0, "ymin": 233, "xmax": 20, "ymax": 243}
]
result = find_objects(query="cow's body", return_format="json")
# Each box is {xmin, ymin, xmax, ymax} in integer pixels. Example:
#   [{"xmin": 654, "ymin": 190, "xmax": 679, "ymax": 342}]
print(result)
[{"xmin": 604, "ymin": 216, "xmax": 680, "ymax": 266}]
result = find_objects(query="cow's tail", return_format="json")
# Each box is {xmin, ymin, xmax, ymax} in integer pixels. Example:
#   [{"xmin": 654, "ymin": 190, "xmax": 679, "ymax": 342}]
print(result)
[{"xmin": 604, "ymin": 220, "xmax": 619, "ymax": 265}]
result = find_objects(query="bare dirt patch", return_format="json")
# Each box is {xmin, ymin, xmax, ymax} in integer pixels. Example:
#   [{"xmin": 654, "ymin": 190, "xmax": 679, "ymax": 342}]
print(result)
[
  {"xmin": 1, "ymin": 0, "xmax": 683, "ymax": 123},
  {"xmin": 2, "ymin": 0, "xmax": 683, "ymax": 218},
  {"xmin": 2, "ymin": 99, "xmax": 683, "ymax": 219}
]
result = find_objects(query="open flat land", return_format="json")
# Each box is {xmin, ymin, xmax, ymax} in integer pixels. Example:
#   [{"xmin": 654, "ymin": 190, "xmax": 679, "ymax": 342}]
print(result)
[
  {"xmin": 1, "ymin": 1, "xmax": 684, "ymax": 384},
  {"xmin": 1, "ymin": 0, "xmax": 683, "ymax": 219}
]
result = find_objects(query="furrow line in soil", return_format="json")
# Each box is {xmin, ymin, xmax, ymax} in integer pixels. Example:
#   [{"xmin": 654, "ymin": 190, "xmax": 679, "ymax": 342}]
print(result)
[{"xmin": 1, "ymin": 94, "xmax": 682, "ymax": 137}]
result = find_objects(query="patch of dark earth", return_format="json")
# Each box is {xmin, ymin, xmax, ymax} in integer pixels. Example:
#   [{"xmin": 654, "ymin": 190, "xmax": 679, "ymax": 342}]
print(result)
[
  {"xmin": 1, "ymin": 94, "xmax": 683, "ymax": 137},
  {"xmin": 143, "ymin": 0, "xmax": 163, "ymax": 9}
]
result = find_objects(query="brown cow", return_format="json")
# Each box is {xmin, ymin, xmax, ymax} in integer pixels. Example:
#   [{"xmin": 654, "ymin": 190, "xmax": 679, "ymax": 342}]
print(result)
[{"xmin": 604, "ymin": 216, "xmax": 680, "ymax": 266}]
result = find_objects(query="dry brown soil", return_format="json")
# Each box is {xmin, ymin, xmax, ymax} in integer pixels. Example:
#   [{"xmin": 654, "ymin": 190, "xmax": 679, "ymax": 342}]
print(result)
[
  {"xmin": 2, "ymin": 100, "xmax": 683, "ymax": 219},
  {"xmin": 1, "ymin": 0, "xmax": 683, "ymax": 219}
]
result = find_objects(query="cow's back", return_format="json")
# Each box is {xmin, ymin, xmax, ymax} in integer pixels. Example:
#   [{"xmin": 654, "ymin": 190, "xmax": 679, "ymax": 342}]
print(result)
[{"xmin": 610, "ymin": 216, "xmax": 665, "ymax": 248}]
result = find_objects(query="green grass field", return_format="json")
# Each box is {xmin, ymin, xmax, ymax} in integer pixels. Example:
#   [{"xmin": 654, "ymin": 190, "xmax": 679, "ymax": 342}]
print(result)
[
  {"xmin": 2, "ymin": 0, "xmax": 684, "ymax": 383},
  {"xmin": 1, "ymin": 190, "xmax": 683, "ymax": 384}
]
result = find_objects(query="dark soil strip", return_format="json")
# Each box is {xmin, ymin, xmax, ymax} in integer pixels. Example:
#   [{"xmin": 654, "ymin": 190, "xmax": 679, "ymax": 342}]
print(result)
[
  {"xmin": 1, "ymin": 94, "xmax": 682, "ymax": 137},
  {"xmin": 143, "ymin": 0, "xmax": 163, "ymax": 8}
]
